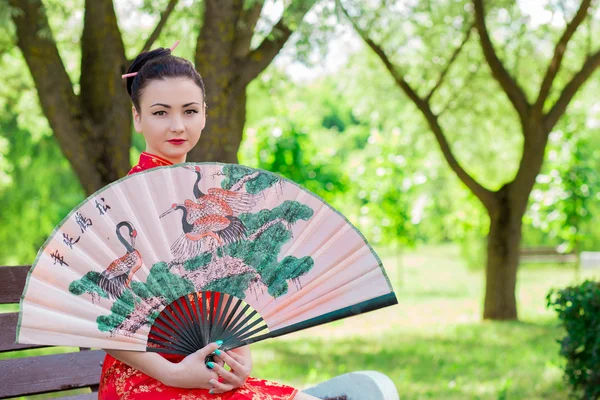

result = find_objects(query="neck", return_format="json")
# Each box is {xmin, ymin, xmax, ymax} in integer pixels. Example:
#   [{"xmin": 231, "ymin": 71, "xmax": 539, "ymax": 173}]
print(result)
[
  {"xmin": 116, "ymin": 224, "xmax": 134, "ymax": 253},
  {"xmin": 145, "ymin": 148, "xmax": 185, "ymax": 165}
]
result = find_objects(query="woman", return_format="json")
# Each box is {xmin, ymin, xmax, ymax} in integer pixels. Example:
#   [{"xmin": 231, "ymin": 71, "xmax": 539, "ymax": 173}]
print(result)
[{"xmin": 98, "ymin": 42, "xmax": 319, "ymax": 400}]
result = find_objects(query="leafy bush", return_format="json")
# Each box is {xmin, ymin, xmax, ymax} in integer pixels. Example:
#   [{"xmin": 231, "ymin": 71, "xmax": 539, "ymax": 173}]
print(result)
[{"xmin": 547, "ymin": 281, "xmax": 600, "ymax": 399}]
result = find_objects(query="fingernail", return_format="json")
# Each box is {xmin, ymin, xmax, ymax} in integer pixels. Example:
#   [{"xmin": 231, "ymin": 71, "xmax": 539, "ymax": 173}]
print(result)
[
  {"xmin": 214, "ymin": 349, "xmax": 222, "ymax": 356},
  {"xmin": 207, "ymin": 361, "xmax": 215, "ymax": 369},
  {"xmin": 209, "ymin": 379, "xmax": 216, "ymax": 385},
  {"xmin": 209, "ymin": 389, "xmax": 214, "ymax": 394},
  {"xmin": 216, "ymin": 340, "xmax": 223, "ymax": 346}
]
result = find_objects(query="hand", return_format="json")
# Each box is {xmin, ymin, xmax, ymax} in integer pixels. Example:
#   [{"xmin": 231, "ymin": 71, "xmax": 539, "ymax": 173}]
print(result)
[
  {"xmin": 165, "ymin": 343, "xmax": 221, "ymax": 389},
  {"xmin": 207, "ymin": 347, "xmax": 252, "ymax": 394}
]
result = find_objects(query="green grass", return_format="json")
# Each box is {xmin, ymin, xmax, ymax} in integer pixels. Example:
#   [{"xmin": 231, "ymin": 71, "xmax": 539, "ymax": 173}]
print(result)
[{"xmin": 5, "ymin": 244, "xmax": 599, "ymax": 399}]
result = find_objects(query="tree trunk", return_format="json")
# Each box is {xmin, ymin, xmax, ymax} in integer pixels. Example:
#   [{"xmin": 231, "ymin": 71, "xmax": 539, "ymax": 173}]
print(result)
[
  {"xmin": 483, "ymin": 187, "xmax": 525, "ymax": 320},
  {"xmin": 79, "ymin": 0, "xmax": 131, "ymax": 184},
  {"xmin": 9, "ymin": 0, "xmax": 130, "ymax": 196},
  {"xmin": 193, "ymin": 88, "xmax": 247, "ymax": 163},
  {"xmin": 189, "ymin": 0, "xmax": 316, "ymax": 163}
]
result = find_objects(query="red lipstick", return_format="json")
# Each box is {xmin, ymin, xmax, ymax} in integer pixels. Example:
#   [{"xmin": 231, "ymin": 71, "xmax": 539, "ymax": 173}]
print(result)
[{"xmin": 168, "ymin": 139, "xmax": 186, "ymax": 145}]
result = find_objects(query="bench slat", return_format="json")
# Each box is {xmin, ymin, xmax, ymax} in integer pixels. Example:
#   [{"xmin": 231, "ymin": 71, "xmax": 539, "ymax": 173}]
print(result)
[
  {"xmin": 0, "ymin": 266, "xmax": 30, "ymax": 304},
  {"xmin": 60, "ymin": 392, "xmax": 99, "ymax": 400},
  {"xmin": 0, "ymin": 312, "xmax": 47, "ymax": 352},
  {"xmin": 0, "ymin": 350, "xmax": 104, "ymax": 398}
]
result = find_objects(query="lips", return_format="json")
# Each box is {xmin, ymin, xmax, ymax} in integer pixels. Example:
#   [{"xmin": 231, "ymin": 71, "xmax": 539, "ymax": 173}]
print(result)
[{"xmin": 168, "ymin": 139, "xmax": 186, "ymax": 145}]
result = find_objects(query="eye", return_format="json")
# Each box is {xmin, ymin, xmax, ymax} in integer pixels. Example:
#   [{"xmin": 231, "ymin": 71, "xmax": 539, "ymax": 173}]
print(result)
[
  {"xmin": 185, "ymin": 109, "xmax": 199, "ymax": 115},
  {"xmin": 152, "ymin": 111, "xmax": 167, "ymax": 116}
]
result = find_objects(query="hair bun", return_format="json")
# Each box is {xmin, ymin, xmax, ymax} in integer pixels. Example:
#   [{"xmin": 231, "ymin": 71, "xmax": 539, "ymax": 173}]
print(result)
[{"xmin": 125, "ymin": 47, "xmax": 171, "ymax": 96}]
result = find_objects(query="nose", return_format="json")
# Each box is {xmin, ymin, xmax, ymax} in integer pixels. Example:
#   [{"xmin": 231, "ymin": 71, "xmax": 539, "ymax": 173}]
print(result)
[{"xmin": 170, "ymin": 115, "xmax": 185, "ymax": 133}]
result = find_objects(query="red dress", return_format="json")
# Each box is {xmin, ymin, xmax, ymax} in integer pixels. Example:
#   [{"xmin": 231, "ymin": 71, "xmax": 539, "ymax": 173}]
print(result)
[{"xmin": 98, "ymin": 152, "xmax": 298, "ymax": 399}]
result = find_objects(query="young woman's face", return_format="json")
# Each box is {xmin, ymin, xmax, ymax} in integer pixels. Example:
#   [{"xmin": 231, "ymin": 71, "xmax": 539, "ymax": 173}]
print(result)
[{"xmin": 133, "ymin": 77, "xmax": 206, "ymax": 164}]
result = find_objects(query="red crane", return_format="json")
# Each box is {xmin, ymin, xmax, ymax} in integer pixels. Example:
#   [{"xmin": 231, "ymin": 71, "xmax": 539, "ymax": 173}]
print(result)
[
  {"xmin": 184, "ymin": 166, "xmax": 257, "ymax": 216},
  {"xmin": 97, "ymin": 221, "xmax": 142, "ymax": 300}
]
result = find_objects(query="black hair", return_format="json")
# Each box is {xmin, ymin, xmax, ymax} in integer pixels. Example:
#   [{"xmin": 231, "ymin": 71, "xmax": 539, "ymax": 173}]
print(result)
[{"xmin": 124, "ymin": 47, "xmax": 206, "ymax": 112}]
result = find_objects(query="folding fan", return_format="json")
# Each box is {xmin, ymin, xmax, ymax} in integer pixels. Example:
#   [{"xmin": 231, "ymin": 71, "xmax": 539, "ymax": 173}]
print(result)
[{"xmin": 16, "ymin": 163, "xmax": 397, "ymax": 354}]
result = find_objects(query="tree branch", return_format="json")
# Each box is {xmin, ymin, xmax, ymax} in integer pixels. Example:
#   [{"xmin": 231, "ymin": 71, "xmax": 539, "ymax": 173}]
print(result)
[
  {"xmin": 139, "ymin": 0, "xmax": 180, "ymax": 54},
  {"xmin": 231, "ymin": 171, "xmax": 260, "ymax": 192},
  {"xmin": 544, "ymin": 48, "xmax": 600, "ymax": 130},
  {"xmin": 426, "ymin": 22, "xmax": 475, "ymax": 103},
  {"xmin": 437, "ymin": 61, "xmax": 483, "ymax": 116},
  {"xmin": 472, "ymin": 0, "xmax": 530, "ymax": 123},
  {"xmin": 533, "ymin": 0, "xmax": 592, "ymax": 117},
  {"xmin": 339, "ymin": 1, "xmax": 496, "ymax": 210},
  {"xmin": 236, "ymin": 0, "xmax": 317, "ymax": 88},
  {"xmin": 232, "ymin": 1, "xmax": 265, "ymax": 58}
]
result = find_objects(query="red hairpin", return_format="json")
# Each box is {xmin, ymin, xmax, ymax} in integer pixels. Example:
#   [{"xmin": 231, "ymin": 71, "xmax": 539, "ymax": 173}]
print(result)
[{"xmin": 121, "ymin": 40, "xmax": 180, "ymax": 79}]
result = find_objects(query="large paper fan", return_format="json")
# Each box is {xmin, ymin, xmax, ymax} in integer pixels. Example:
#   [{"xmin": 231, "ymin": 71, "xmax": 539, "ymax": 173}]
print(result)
[{"xmin": 17, "ymin": 163, "xmax": 397, "ymax": 354}]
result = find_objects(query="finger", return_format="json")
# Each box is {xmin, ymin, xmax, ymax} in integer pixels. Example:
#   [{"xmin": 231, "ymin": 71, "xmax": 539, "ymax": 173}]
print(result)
[
  {"xmin": 207, "ymin": 361, "xmax": 240, "ymax": 384},
  {"xmin": 208, "ymin": 378, "xmax": 235, "ymax": 394},
  {"xmin": 189, "ymin": 342, "xmax": 221, "ymax": 361},
  {"xmin": 213, "ymin": 349, "xmax": 244, "ymax": 370},
  {"xmin": 225, "ymin": 350, "xmax": 245, "ymax": 363}
]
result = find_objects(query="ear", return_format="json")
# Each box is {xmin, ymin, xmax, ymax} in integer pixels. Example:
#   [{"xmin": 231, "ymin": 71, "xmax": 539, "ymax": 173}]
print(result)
[
  {"xmin": 132, "ymin": 106, "xmax": 142, "ymax": 133},
  {"xmin": 201, "ymin": 102, "xmax": 207, "ymax": 129}
]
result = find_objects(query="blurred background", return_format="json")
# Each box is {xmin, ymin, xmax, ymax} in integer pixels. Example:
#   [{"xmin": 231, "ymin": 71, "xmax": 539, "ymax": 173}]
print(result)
[{"xmin": 2, "ymin": 0, "xmax": 600, "ymax": 398}]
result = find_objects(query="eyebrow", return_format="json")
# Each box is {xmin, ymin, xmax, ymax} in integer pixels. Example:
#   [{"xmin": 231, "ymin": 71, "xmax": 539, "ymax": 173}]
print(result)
[{"xmin": 150, "ymin": 102, "xmax": 201, "ymax": 108}]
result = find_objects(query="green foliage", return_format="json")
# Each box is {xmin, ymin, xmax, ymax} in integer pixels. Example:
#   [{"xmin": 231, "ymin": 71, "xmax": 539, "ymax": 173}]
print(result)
[
  {"xmin": 183, "ymin": 252, "xmax": 213, "ymax": 272},
  {"xmin": 92, "ymin": 261, "xmax": 195, "ymax": 332},
  {"xmin": 221, "ymin": 164, "xmax": 280, "ymax": 194},
  {"xmin": 97, "ymin": 290, "xmax": 136, "ymax": 333},
  {"xmin": 264, "ymin": 255, "xmax": 313, "ymax": 297},
  {"xmin": 226, "ymin": 200, "xmax": 315, "ymax": 298},
  {"xmin": 240, "ymin": 200, "xmax": 314, "ymax": 230},
  {"xmin": 525, "ymin": 111, "xmax": 599, "ymax": 252},
  {"xmin": 547, "ymin": 281, "xmax": 600, "ymax": 399},
  {"xmin": 203, "ymin": 273, "xmax": 256, "ymax": 299},
  {"xmin": 68, "ymin": 271, "xmax": 107, "ymax": 298},
  {"xmin": 0, "ymin": 109, "xmax": 84, "ymax": 265},
  {"xmin": 137, "ymin": 262, "xmax": 195, "ymax": 303}
]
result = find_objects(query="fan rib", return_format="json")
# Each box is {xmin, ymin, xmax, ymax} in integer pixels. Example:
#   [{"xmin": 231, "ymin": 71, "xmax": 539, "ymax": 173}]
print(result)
[
  {"xmin": 223, "ymin": 310, "xmax": 258, "ymax": 343},
  {"xmin": 200, "ymin": 292, "xmax": 210, "ymax": 346},
  {"xmin": 217, "ymin": 298, "xmax": 243, "ymax": 345},
  {"xmin": 208, "ymin": 292, "xmax": 217, "ymax": 341},
  {"xmin": 223, "ymin": 304, "xmax": 250, "ymax": 340},
  {"xmin": 173, "ymin": 297, "xmax": 202, "ymax": 350},
  {"xmin": 183, "ymin": 293, "xmax": 204, "ymax": 349},
  {"xmin": 148, "ymin": 330, "xmax": 197, "ymax": 354},
  {"xmin": 157, "ymin": 304, "xmax": 199, "ymax": 351},
  {"xmin": 154, "ymin": 313, "xmax": 197, "ymax": 351},
  {"xmin": 147, "ymin": 336, "xmax": 195, "ymax": 354},
  {"xmin": 211, "ymin": 294, "xmax": 234, "ymax": 341},
  {"xmin": 231, "ymin": 315, "xmax": 265, "ymax": 339},
  {"xmin": 192, "ymin": 292, "xmax": 206, "ymax": 347},
  {"xmin": 146, "ymin": 347, "xmax": 187, "ymax": 355},
  {"xmin": 236, "ymin": 322, "xmax": 269, "ymax": 343}
]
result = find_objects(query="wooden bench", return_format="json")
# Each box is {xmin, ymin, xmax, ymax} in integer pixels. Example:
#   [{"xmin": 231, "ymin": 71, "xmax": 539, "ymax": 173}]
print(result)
[
  {"xmin": 0, "ymin": 265, "xmax": 104, "ymax": 399},
  {"xmin": 519, "ymin": 247, "xmax": 577, "ymax": 264},
  {"xmin": 0, "ymin": 265, "xmax": 399, "ymax": 399}
]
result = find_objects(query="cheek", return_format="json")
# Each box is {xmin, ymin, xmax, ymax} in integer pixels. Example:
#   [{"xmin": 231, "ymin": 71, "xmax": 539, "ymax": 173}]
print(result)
[{"xmin": 142, "ymin": 119, "xmax": 165, "ymax": 140}]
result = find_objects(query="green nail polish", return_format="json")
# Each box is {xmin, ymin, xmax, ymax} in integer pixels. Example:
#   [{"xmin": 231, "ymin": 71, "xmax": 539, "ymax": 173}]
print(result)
[
  {"xmin": 216, "ymin": 340, "xmax": 223, "ymax": 346},
  {"xmin": 207, "ymin": 361, "xmax": 215, "ymax": 369},
  {"xmin": 209, "ymin": 389, "xmax": 214, "ymax": 394},
  {"xmin": 214, "ymin": 349, "xmax": 222, "ymax": 356}
]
